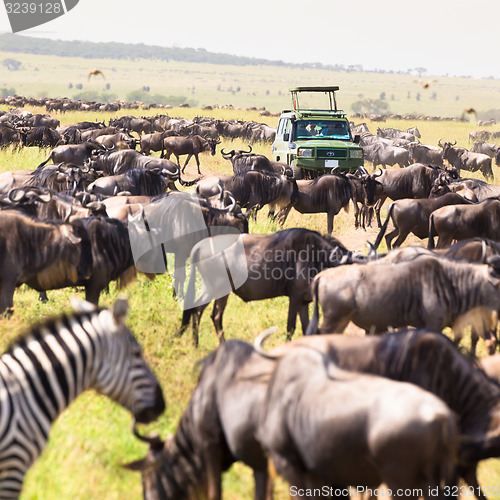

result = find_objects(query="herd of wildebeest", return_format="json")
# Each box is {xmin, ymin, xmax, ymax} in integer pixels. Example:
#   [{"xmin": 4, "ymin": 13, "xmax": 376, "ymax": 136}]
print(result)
[{"xmin": 3, "ymin": 97, "xmax": 500, "ymax": 499}]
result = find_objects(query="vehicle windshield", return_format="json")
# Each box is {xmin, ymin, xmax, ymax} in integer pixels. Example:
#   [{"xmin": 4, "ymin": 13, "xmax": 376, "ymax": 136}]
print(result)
[{"xmin": 295, "ymin": 120, "xmax": 350, "ymax": 140}]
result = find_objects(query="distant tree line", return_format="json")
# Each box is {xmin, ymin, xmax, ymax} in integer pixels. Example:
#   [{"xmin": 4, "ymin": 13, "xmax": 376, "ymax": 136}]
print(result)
[{"xmin": 0, "ymin": 33, "xmax": 376, "ymax": 73}]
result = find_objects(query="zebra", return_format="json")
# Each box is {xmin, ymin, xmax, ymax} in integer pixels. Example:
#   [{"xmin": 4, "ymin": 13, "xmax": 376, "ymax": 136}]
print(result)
[{"xmin": 0, "ymin": 297, "xmax": 165, "ymax": 499}]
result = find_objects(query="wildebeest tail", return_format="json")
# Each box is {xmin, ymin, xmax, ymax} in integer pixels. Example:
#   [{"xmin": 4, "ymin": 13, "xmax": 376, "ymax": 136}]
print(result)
[
  {"xmin": 373, "ymin": 202, "xmax": 395, "ymax": 250},
  {"xmin": 305, "ymin": 278, "xmax": 320, "ymax": 336},
  {"xmin": 37, "ymin": 151, "xmax": 52, "ymax": 169},
  {"xmin": 428, "ymin": 214, "xmax": 437, "ymax": 249}
]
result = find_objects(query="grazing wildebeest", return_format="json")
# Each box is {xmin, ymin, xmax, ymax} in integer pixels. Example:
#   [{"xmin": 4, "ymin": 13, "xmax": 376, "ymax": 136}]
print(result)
[
  {"xmin": 364, "ymin": 163, "xmax": 455, "ymax": 227},
  {"xmin": 374, "ymin": 193, "xmax": 473, "ymax": 249},
  {"xmin": 0, "ymin": 212, "xmax": 136, "ymax": 313},
  {"xmin": 258, "ymin": 328, "xmax": 500, "ymax": 498},
  {"xmin": 95, "ymin": 132, "xmax": 137, "ymax": 150},
  {"xmin": 220, "ymin": 146, "xmax": 291, "ymax": 176},
  {"xmin": 306, "ymin": 256, "xmax": 500, "ymax": 353},
  {"xmin": 87, "ymin": 168, "xmax": 173, "ymax": 197},
  {"xmin": 471, "ymin": 141, "xmax": 500, "ymax": 162},
  {"xmin": 37, "ymin": 141, "xmax": 105, "ymax": 168},
  {"xmin": 377, "ymin": 126, "xmax": 418, "ymax": 142},
  {"xmin": 277, "ymin": 173, "xmax": 352, "ymax": 234},
  {"xmin": 362, "ymin": 141, "xmax": 410, "ymax": 168},
  {"xmin": 19, "ymin": 126, "xmax": 62, "ymax": 148},
  {"xmin": 428, "ymin": 199, "xmax": 500, "ymax": 249},
  {"xmin": 125, "ymin": 339, "xmax": 277, "ymax": 500},
  {"xmin": 439, "ymin": 139, "xmax": 493, "ymax": 181},
  {"xmin": 429, "ymin": 176, "xmax": 500, "ymax": 202},
  {"xmin": 257, "ymin": 345, "xmax": 458, "ymax": 500},
  {"xmin": 163, "ymin": 135, "xmax": 220, "ymax": 174},
  {"xmin": 0, "ymin": 298, "xmax": 165, "ymax": 498},
  {"xmin": 175, "ymin": 228, "xmax": 362, "ymax": 346}
]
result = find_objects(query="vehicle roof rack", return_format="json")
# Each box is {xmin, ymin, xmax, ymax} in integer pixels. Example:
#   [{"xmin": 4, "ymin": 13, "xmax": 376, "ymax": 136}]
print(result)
[{"xmin": 289, "ymin": 86, "xmax": 340, "ymax": 111}]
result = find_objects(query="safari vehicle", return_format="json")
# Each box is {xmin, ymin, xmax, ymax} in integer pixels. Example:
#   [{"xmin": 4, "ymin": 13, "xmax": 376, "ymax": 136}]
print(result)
[{"xmin": 272, "ymin": 86, "xmax": 364, "ymax": 178}]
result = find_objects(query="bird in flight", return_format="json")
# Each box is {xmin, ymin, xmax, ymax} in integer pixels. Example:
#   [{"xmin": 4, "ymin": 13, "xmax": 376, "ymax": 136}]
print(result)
[
  {"xmin": 413, "ymin": 79, "xmax": 438, "ymax": 89},
  {"xmin": 460, "ymin": 107, "xmax": 477, "ymax": 120},
  {"xmin": 88, "ymin": 69, "xmax": 105, "ymax": 81}
]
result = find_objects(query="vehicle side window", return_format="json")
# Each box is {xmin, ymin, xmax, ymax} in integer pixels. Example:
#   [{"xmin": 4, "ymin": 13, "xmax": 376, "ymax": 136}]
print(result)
[
  {"xmin": 284, "ymin": 119, "xmax": 291, "ymax": 134},
  {"xmin": 277, "ymin": 119, "xmax": 285, "ymax": 136}
]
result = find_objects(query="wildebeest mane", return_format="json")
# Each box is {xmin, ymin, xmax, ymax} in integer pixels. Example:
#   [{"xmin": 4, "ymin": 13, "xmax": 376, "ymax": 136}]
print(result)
[
  {"xmin": 124, "ymin": 169, "xmax": 166, "ymax": 196},
  {"xmin": 354, "ymin": 329, "xmax": 500, "ymax": 432}
]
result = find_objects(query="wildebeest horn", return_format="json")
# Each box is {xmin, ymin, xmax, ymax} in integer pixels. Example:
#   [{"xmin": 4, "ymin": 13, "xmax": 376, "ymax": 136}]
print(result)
[
  {"xmin": 131, "ymin": 420, "xmax": 164, "ymax": 449},
  {"xmin": 437, "ymin": 139, "xmax": 443, "ymax": 148},
  {"xmin": 226, "ymin": 195, "xmax": 236, "ymax": 213},
  {"xmin": 162, "ymin": 166, "xmax": 179, "ymax": 178},
  {"xmin": 253, "ymin": 327, "xmax": 280, "ymax": 359},
  {"xmin": 216, "ymin": 183, "xmax": 223, "ymax": 201},
  {"xmin": 220, "ymin": 147, "xmax": 235, "ymax": 158},
  {"xmin": 373, "ymin": 168, "xmax": 383, "ymax": 178},
  {"xmin": 451, "ymin": 140, "xmax": 457, "ymax": 146},
  {"xmin": 8, "ymin": 188, "xmax": 28, "ymax": 203},
  {"xmin": 481, "ymin": 240, "xmax": 488, "ymax": 265},
  {"xmin": 237, "ymin": 145, "xmax": 252, "ymax": 155}
]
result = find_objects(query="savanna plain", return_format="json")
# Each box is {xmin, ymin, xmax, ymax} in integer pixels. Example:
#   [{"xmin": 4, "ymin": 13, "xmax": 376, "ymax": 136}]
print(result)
[{"xmin": 1, "ymin": 52, "xmax": 500, "ymax": 498}]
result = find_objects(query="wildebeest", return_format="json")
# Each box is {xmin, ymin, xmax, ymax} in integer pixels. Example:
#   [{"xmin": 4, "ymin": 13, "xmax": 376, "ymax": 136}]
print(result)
[
  {"xmin": 471, "ymin": 141, "xmax": 500, "ymax": 164},
  {"xmin": 163, "ymin": 135, "xmax": 220, "ymax": 174},
  {"xmin": 19, "ymin": 126, "xmax": 62, "ymax": 148},
  {"xmin": 374, "ymin": 193, "xmax": 473, "ymax": 249},
  {"xmin": 439, "ymin": 140, "xmax": 493, "ymax": 180},
  {"xmin": 125, "ymin": 339, "xmax": 277, "ymax": 500},
  {"xmin": 362, "ymin": 141, "xmax": 410, "ymax": 168},
  {"xmin": 257, "ymin": 345, "xmax": 458, "ymax": 499},
  {"xmin": 129, "ymin": 192, "xmax": 249, "ymax": 299},
  {"xmin": 87, "ymin": 168, "xmax": 173, "ymax": 197},
  {"xmin": 209, "ymin": 170, "xmax": 298, "ymax": 218},
  {"xmin": 221, "ymin": 146, "xmax": 291, "ymax": 177},
  {"xmin": 428, "ymin": 199, "xmax": 500, "ymax": 249},
  {"xmin": 429, "ymin": 176, "xmax": 500, "ymax": 202},
  {"xmin": 306, "ymin": 256, "xmax": 500, "ymax": 352},
  {"xmin": 408, "ymin": 142, "xmax": 444, "ymax": 166},
  {"xmin": 364, "ymin": 163, "xmax": 455, "ymax": 227},
  {"xmin": 377, "ymin": 126, "xmax": 418, "ymax": 142},
  {"xmin": 175, "ymin": 228, "xmax": 361, "ymax": 346},
  {"xmin": 259, "ymin": 328, "xmax": 500, "ymax": 497},
  {"xmin": 37, "ymin": 141, "xmax": 105, "ymax": 168},
  {"xmin": 277, "ymin": 173, "xmax": 352, "ymax": 234},
  {"xmin": 0, "ymin": 212, "xmax": 136, "ymax": 313},
  {"xmin": 140, "ymin": 131, "xmax": 177, "ymax": 155},
  {"xmin": 95, "ymin": 131, "xmax": 137, "ymax": 150}
]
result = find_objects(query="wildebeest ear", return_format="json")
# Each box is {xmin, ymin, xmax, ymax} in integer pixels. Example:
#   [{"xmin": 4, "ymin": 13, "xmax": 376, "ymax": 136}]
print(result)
[
  {"xmin": 60, "ymin": 224, "xmax": 81, "ymax": 244},
  {"xmin": 71, "ymin": 297, "xmax": 97, "ymax": 313},
  {"xmin": 487, "ymin": 255, "xmax": 500, "ymax": 276},
  {"xmin": 122, "ymin": 456, "xmax": 154, "ymax": 472},
  {"xmin": 112, "ymin": 296, "xmax": 129, "ymax": 324}
]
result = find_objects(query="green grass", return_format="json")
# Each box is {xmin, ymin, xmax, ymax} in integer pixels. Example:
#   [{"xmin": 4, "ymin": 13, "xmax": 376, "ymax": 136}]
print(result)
[{"xmin": 0, "ymin": 107, "xmax": 499, "ymax": 498}]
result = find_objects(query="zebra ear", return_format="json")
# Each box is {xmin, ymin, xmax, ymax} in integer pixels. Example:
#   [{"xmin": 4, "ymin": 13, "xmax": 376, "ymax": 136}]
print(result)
[
  {"xmin": 112, "ymin": 296, "xmax": 129, "ymax": 324},
  {"xmin": 71, "ymin": 297, "xmax": 97, "ymax": 313}
]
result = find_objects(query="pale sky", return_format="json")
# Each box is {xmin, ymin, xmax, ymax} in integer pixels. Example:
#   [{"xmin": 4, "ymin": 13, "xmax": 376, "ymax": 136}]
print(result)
[{"xmin": 0, "ymin": 0, "xmax": 499, "ymax": 79}]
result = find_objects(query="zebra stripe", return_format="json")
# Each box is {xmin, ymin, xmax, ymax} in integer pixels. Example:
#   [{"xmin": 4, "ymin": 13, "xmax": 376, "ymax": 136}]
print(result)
[{"xmin": 0, "ymin": 299, "xmax": 164, "ymax": 499}]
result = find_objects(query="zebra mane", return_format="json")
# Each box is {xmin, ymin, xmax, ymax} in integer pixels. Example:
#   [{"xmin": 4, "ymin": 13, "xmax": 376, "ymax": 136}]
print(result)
[{"xmin": 3, "ymin": 309, "xmax": 104, "ymax": 355}]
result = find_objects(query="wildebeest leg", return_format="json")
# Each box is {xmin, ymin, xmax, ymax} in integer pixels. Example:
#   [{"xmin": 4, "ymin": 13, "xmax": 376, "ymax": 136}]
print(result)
[
  {"xmin": 326, "ymin": 211, "xmax": 334, "ymax": 234},
  {"xmin": 0, "ymin": 276, "xmax": 16, "ymax": 316},
  {"xmin": 181, "ymin": 154, "xmax": 194, "ymax": 174},
  {"xmin": 461, "ymin": 466, "xmax": 487, "ymax": 500},
  {"xmin": 276, "ymin": 204, "xmax": 292, "ymax": 227},
  {"xmin": 298, "ymin": 302, "xmax": 310, "ymax": 337},
  {"xmin": 38, "ymin": 291, "xmax": 48, "ymax": 302},
  {"xmin": 84, "ymin": 283, "xmax": 103, "ymax": 305},
  {"xmin": 204, "ymin": 444, "xmax": 223, "ymax": 500},
  {"xmin": 211, "ymin": 296, "xmax": 229, "ymax": 344},
  {"xmin": 253, "ymin": 468, "xmax": 273, "ymax": 500},
  {"xmin": 173, "ymin": 308, "xmax": 194, "ymax": 338},
  {"xmin": 353, "ymin": 201, "xmax": 360, "ymax": 229},
  {"xmin": 194, "ymin": 154, "xmax": 202, "ymax": 175},
  {"xmin": 286, "ymin": 296, "xmax": 308, "ymax": 341},
  {"xmin": 374, "ymin": 197, "xmax": 387, "ymax": 228},
  {"xmin": 391, "ymin": 229, "xmax": 412, "ymax": 249}
]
